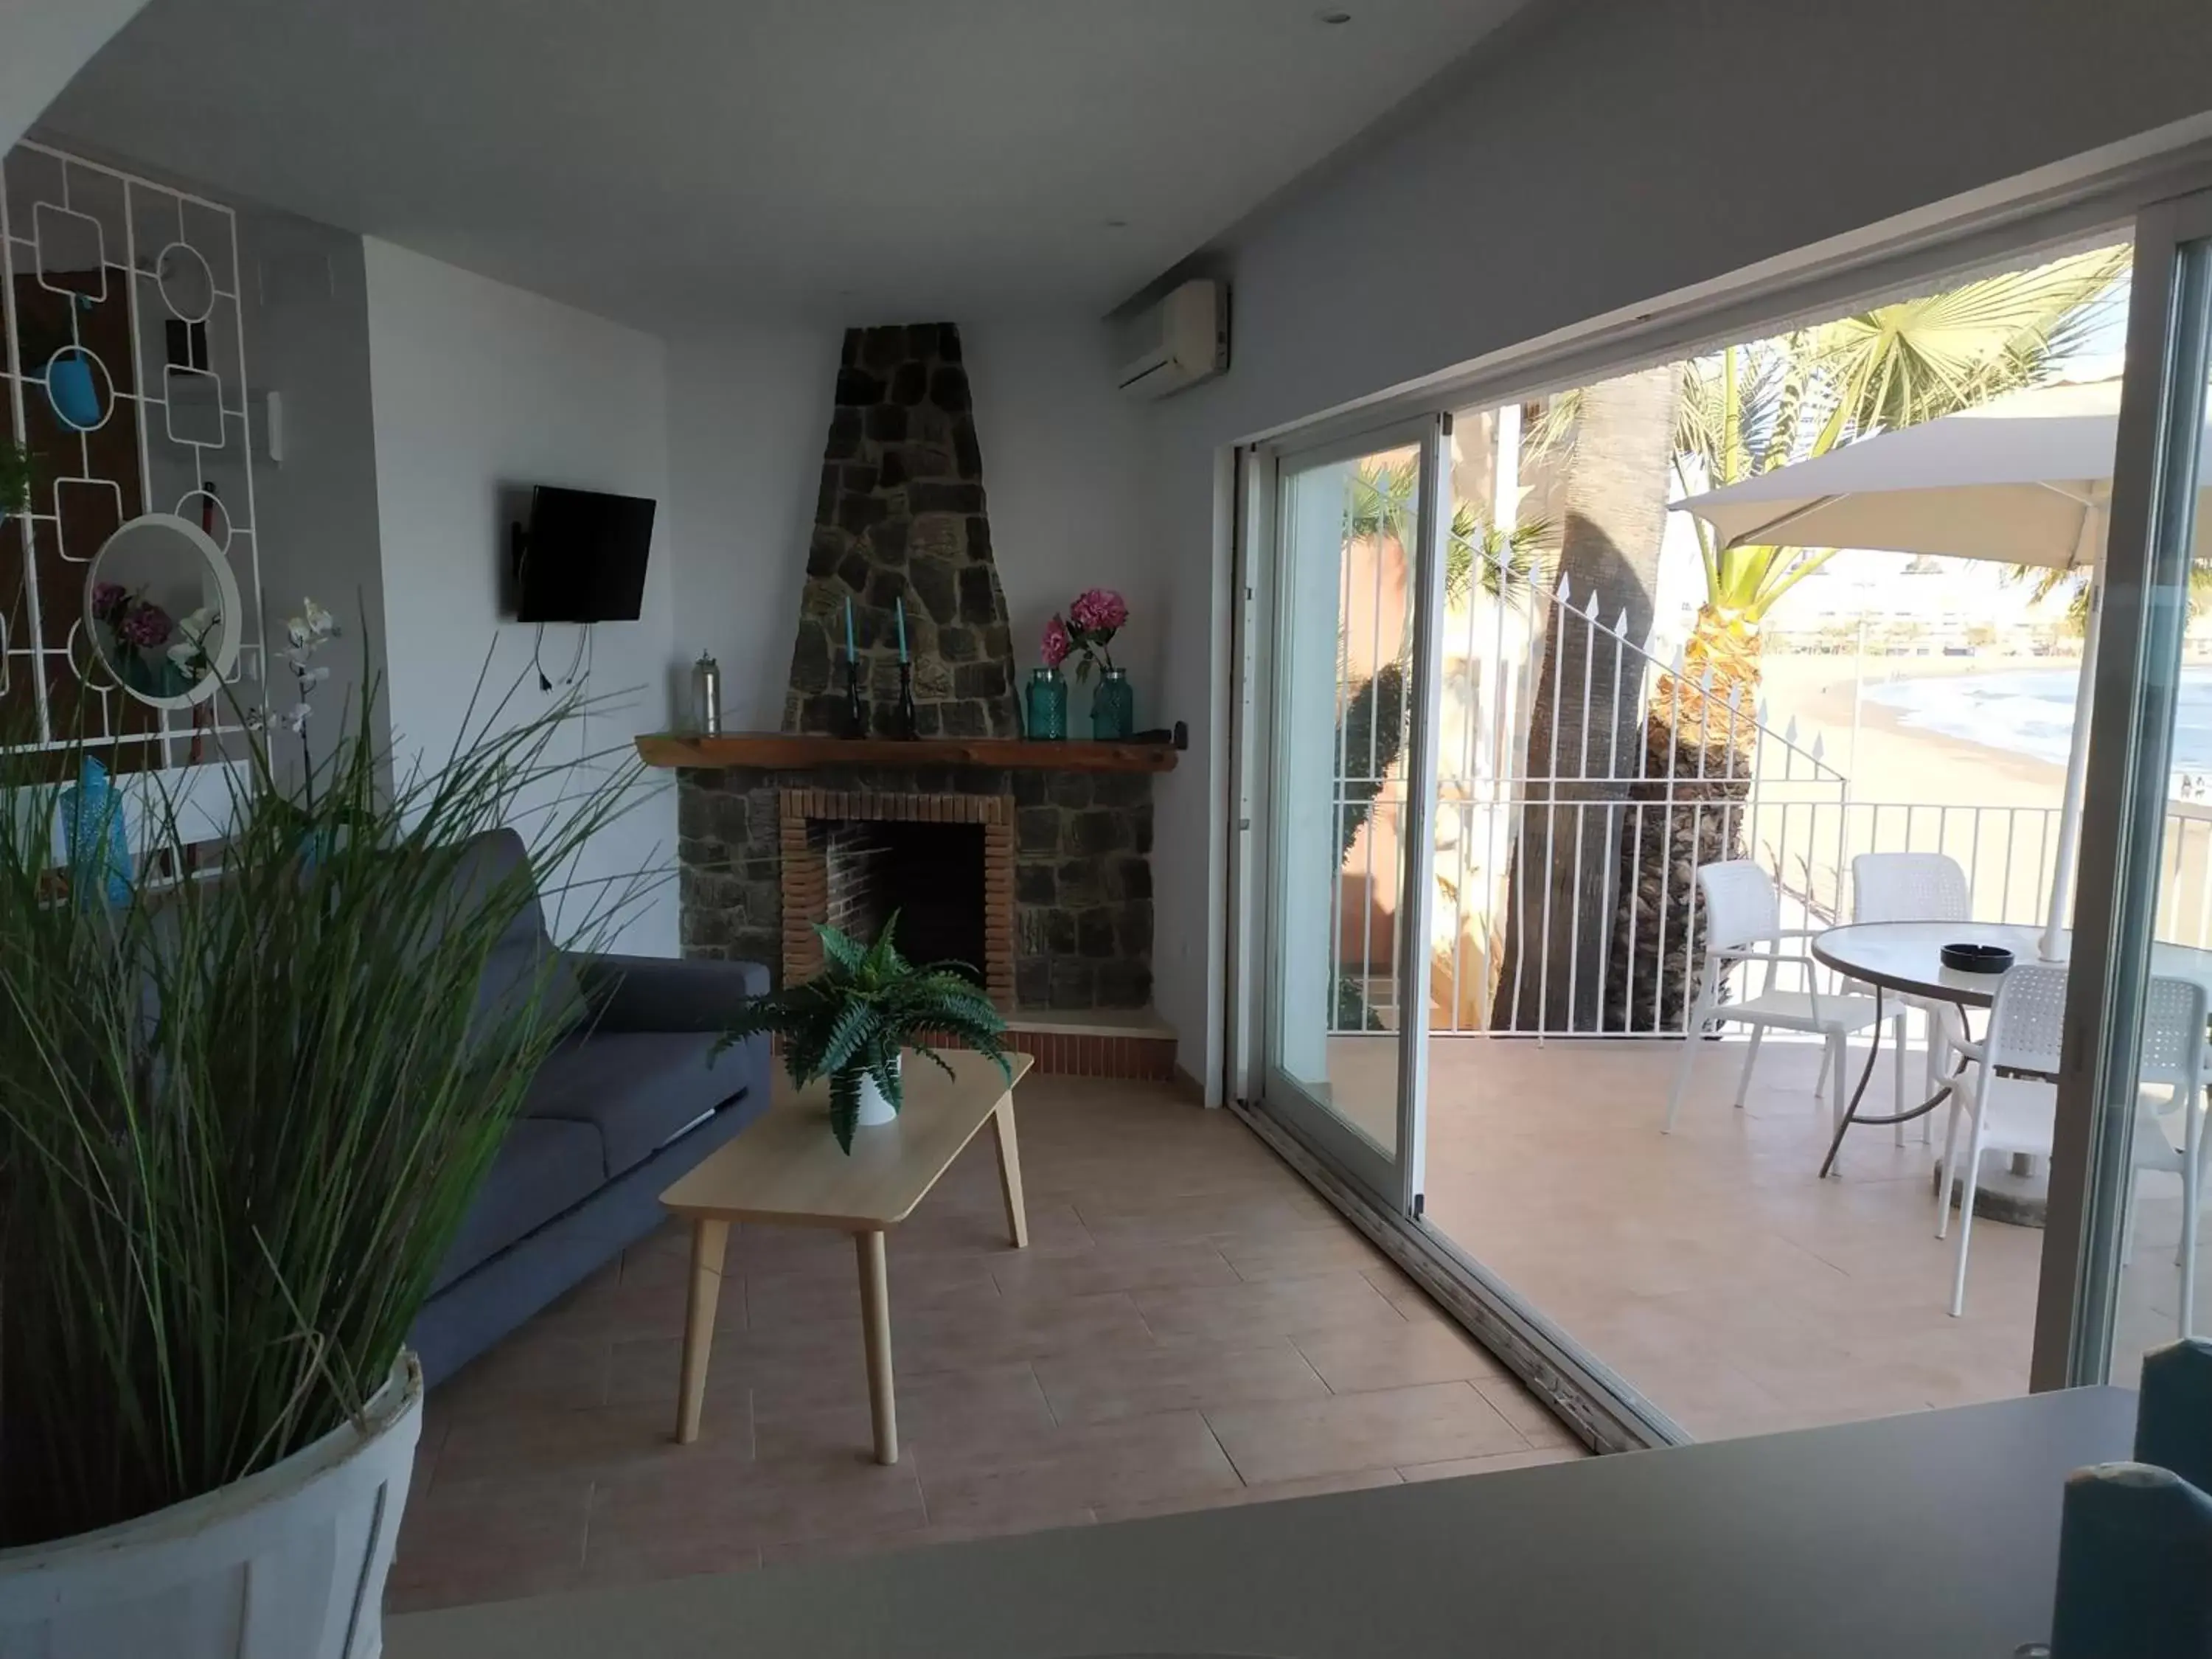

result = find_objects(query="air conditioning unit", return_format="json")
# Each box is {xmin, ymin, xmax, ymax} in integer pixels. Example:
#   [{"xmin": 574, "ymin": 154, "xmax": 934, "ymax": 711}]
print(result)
[{"xmin": 1117, "ymin": 279, "xmax": 1227, "ymax": 400}]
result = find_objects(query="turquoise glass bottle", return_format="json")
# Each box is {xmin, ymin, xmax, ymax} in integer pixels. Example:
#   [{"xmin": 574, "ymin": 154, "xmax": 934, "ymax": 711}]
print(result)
[
  {"xmin": 1090, "ymin": 667, "xmax": 1134, "ymax": 741},
  {"xmin": 1027, "ymin": 667, "xmax": 1068, "ymax": 740}
]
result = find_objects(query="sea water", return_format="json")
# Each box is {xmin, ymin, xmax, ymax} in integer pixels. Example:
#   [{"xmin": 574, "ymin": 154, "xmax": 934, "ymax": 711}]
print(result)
[{"xmin": 1865, "ymin": 666, "xmax": 2212, "ymax": 781}]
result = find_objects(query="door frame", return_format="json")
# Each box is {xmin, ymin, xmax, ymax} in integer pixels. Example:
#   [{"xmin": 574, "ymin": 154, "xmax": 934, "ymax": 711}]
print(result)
[
  {"xmin": 1221, "ymin": 145, "xmax": 2212, "ymax": 1445},
  {"xmin": 2038, "ymin": 184, "xmax": 2212, "ymax": 1388},
  {"xmin": 1240, "ymin": 411, "xmax": 1446, "ymax": 1217}
]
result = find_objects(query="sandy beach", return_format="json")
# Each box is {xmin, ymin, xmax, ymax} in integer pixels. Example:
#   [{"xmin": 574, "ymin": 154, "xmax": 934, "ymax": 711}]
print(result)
[
  {"xmin": 1741, "ymin": 652, "xmax": 2078, "ymax": 928},
  {"xmin": 1743, "ymin": 650, "xmax": 2212, "ymax": 942},
  {"xmin": 1757, "ymin": 651, "xmax": 2073, "ymax": 810}
]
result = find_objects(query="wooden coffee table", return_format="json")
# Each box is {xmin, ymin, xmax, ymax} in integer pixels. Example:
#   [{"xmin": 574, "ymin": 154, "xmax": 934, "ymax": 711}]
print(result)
[{"xmin": 658, "ymin": 1050, "xmax": 1033, "ymax": 1463}]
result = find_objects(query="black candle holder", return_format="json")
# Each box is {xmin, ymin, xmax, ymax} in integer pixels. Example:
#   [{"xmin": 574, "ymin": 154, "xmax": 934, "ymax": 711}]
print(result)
[
  {"xmin": 842, "ymin": 658, "xmax": 868, "ymax": 739},
  {"xmin": 894, "ymin": 661, "xmax": 919, "ymax": 740}
]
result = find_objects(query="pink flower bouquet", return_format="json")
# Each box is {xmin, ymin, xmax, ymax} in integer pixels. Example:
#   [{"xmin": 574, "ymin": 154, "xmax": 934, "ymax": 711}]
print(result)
[
  {"xmin": 1040, "ymin": 613, "xmax": 1071, "ymax": 669},
  {"xmin": 1062, "ymin": 587, "xmax": 1128, "ymax": 681},
  {"xmin": 117, "ymin": 601, "xmax": 174, "ymax": 650}
]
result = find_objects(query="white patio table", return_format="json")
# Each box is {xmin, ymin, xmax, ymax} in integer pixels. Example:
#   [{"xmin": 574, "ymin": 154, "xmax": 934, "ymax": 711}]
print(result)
[{"xmin": 1808, "ymin": 919, "xmax": 2212, "ymax": 1178}]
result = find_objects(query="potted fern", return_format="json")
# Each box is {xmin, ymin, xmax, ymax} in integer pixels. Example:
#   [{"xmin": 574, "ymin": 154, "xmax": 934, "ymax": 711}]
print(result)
[{"xmin": 721, "ymin": 915, "xmax": 1012, "ymax": 1152}]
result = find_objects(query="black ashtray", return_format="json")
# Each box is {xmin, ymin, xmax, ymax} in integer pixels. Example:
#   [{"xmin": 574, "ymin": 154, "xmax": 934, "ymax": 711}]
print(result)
[{"xmin": 1941, "ymin": 942, "xmax": 2014, "ymax": 974}]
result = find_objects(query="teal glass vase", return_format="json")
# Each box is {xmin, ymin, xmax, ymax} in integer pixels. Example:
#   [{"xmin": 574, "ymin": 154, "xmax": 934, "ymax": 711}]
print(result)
[
  {"xmin": 60, "ymin": 756, "xmax": 133, "ymax": 907},
  {"xmin": 1090, "ymin": 667, "xmax": 1134, "ymax": 741},
  {"xmin": 1026, "ymin": 667, "xmax": 1068, "ymax": 740}
]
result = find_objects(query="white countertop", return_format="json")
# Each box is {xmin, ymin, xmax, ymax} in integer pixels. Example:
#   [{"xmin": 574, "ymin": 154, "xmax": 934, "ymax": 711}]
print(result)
[{"xmin": 388, "ymin": 1387, "xmax": 2132, "ymax": 1659}]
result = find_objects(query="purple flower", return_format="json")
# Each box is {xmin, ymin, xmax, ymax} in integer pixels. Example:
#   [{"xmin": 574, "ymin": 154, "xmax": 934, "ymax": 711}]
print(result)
[
  {"xmin": 118, "ymin": 601, "xmax": 173, "ymax": 649},
  {"xmin": 1068, "ymin": 588, "xmax": 1128, "ymax": 635},
  {"xmin": 91, "ymin": 582, "xmax": 126, "ymax": 622},
  {"xmin": 1040, "ymin": 613, "xmax": 1071, "ymax": 668}
]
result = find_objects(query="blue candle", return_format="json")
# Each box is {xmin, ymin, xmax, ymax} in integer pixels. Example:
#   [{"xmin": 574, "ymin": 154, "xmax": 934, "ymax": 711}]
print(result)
[
  {"xmin": 895, "ymin": 596, "xmax": 908, "ymax": 664},
  {"xmin": 2136, "ymin": 1338, "xmax": 2212, "ymax": 1497},
  {"xmin": 2048, "ymin": 1463, "xmax": 2212, "ymax": 1656},
  {"xmin": 844, "ymin": 597, "xmax": 856, "ymax": 661}
]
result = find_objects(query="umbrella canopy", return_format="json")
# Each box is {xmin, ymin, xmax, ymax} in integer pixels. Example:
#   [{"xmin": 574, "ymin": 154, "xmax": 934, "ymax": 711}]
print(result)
[
  {"xmin": 1670, "ymin": 375, "xmax": 2212, "ymax": 961},
  {"xmin": 1674, "ymin": 378, "xmax": 2212, "ymax": 571}
]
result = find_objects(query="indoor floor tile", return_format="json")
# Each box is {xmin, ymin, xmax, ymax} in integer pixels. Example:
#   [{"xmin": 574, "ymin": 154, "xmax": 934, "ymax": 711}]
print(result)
[{"xmin": 392, "ymin": 1075, "xmax": 1582, "ymax": 1614}]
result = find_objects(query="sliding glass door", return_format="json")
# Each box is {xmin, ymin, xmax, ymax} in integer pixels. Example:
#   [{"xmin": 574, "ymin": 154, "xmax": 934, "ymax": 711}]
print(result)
[
  {"xmin": 1251, "ymin": 417, "xmax": 1447, "ymax": 1211},
  {"xmin": 1228, "ymin": 176, "xmax": 2212, "ymax": 1447},
  {"xmin": 2045, "ymin": 186, "xmax": 2212, "ymax": 1385}
]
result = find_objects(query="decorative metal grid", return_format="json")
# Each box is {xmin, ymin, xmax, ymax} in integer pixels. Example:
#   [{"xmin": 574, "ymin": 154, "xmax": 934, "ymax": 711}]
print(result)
[{"xmin": 0, "ymin": 141, "xmax": 264, "ymax": 777}]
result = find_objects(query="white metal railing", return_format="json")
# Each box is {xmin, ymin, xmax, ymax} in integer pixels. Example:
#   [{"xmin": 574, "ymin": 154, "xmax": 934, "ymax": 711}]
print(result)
[
  {"xmin": 1326, "ymin": 546, "xmax": 2212, "ymax": 1040},
  {"xmin": 1330, "ymin": 555, "xmax": 1840, "ymax": 1038}
]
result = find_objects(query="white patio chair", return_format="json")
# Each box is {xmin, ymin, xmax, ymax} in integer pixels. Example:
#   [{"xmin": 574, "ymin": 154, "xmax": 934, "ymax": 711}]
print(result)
[
  {"xmin": 1851, "ymin": 852, "xmax": 1975, "ymax": 1146},
  {"xmin": 2124, "ymin": 984, "xmax": 2210, "ymax": 1338},
  {"xmin": 1664, "ymin": 860, "xmax": 1905, "ymax": 1135},
  {"xmin": 1941, "ymin": 966, "xmax": 2207, "ymax": 1329}
]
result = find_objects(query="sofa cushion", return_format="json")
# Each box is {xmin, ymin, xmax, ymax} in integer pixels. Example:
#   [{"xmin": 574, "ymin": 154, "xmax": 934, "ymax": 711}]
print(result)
[
  {"xmin": 524, "ymin": 1029, "xmax": 746, "ymax": 1178},
  {"xmin": 431, "ymin": 1117, "xmax": 605, "ymax": 1293},
  {"xmin": 445, "ymin": 829, "xmax": 585, "ymax": 1040}
]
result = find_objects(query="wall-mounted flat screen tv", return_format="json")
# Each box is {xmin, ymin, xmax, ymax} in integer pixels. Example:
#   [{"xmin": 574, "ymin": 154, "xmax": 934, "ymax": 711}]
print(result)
[{"xmin": 516, "ymin": 486, "xmax": 655, "ymax": 622}]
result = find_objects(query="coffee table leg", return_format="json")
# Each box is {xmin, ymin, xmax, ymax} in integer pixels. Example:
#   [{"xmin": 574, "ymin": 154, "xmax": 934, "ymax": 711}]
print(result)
[
  {"xmin": 675, "ymin": 1217, "xmax": 729, "ymax": 1445},
  {"xmin": 992, "ymin": 1096, "xmax": 1029, "ymax": 1249},
  {"xmin": 856, "ymin": 1228, "xmax": 898, "ymax": 1465}
]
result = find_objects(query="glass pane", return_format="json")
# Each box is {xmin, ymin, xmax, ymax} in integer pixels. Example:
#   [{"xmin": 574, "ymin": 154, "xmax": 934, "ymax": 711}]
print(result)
[
  {"xmin": 2102, "ymin": 232, "xmax": 2212, "ymax": 1377},
  {"xmin": 1268, "ymin": 444, "xmax": 1426, "ymax": 1160},
  {"xmin": 1414, "ymin": 240, "xmax": 2140, "ymax": 1439}
]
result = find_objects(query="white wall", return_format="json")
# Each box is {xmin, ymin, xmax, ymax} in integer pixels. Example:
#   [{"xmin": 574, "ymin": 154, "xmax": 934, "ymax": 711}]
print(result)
[
  {"xmin": 663, "ymin": 321, "xmax": 840, "ymax": 728},
  {"xmin": 0, "ymin": 0, "xmax": 147, "ymax": 153},
  {"xmin": 243, "ymin": 204, "xmax": 388, "ymax": 784},
  {"xmin": 1143, "ymin": 0, "xmax": 2212, "ymax": 1098},
  {"xmin": 964, "ymin": 318, "xmax": 1159, "ymax": 725},
  {"xmin": 663, "ymin": 315, "xmax": 1160, "ymax": 734},
  {"xmin": 363, "ymin": 238, "xmax": 678, "ymax": 955}
]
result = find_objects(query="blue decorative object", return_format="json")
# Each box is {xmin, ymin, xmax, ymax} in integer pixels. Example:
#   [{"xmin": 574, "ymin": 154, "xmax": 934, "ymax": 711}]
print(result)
[
  {"xmin": 2048, "ymin": 1463, "xmax": 2212, "ymax": 1657},
  {"xmin": 2135, "ymin": 1338, "xmax": 2212, "ymax": 1495},
  {"xmin": 1027, "ymin": 667, "xmax": 1068, "ymax": 740},
  {"xmin": 2039, "ymin": 1338, "xmax": 2212, "ymax": 1658},
  {"xmin": 59, "ymin": 756, "xmax": 133, "ymax": 907},
  {"xmin": 1089, "ymin": 666, "xmax": 1134, "ymax": 741},
  {"xmin": 46, "ymin": 349, "xmax": 102, "ymax": 431}
]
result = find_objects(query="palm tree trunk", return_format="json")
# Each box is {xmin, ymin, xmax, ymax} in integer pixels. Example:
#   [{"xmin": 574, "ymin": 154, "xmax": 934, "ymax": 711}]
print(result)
[
  {"xmin": 1491, "ymin": 366, "xmax": 1676, "ymax": 1032},
  {"xmin": 1605, "ymin": 604, "xmax": 1761, "ymax": 1031}
]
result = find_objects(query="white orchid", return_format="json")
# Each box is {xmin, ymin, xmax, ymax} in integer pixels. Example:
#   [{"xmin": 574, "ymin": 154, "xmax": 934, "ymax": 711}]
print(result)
[
  {"xmin": 284, "ymin": 599, "xmax": 340, "ymax": 650},
  {"xmin": 272, "ymin": 596, "xmax": 340, "ymax": 743},
  {"xmin": 168, "ymin": 605, "xmax": 221, "ymax": 681}
]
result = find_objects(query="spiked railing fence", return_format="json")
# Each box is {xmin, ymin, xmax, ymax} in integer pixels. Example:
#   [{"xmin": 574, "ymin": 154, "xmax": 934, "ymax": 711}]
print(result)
[{"xmin": 1326, "ymin": 553, "xmax": 2212, "ymax": 1039}]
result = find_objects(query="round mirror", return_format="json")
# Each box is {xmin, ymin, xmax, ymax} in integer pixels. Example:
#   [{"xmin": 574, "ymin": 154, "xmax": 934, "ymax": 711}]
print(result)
[
  {"xmin": 156, "ymin": 241, "xmax": 215, "ymax": 324},
  {"xmin": 83, "ymin": 513, "xmax": 240, "ymax": 709}
]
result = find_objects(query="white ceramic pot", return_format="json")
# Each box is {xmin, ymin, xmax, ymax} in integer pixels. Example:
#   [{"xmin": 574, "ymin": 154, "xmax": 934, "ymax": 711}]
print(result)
[
  {"xmin": 0, "ymin": 1353, "xmax": 422, "ymax": 1659},
  {"xmin": 849, "ymin": 1053, "xmax": 903, "ymax": 1127}
]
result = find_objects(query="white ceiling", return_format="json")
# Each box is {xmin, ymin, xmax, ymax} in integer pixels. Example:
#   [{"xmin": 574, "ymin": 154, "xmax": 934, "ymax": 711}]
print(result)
[{"xmin": 41, "ymin": 0, "xmax": 1534, "ymax": 327}]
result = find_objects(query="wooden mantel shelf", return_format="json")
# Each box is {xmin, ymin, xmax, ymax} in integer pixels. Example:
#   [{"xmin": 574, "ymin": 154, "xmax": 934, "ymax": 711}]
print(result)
[{"xmin": 635, "ymin": 732, "xmax": 1179, "ymax": 774}]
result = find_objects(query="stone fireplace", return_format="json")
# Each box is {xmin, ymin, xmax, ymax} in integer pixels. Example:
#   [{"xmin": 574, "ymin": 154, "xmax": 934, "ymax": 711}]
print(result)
[
  {"xmin": 654, "ymin": 317, "xmax": 1173, "ymax": 1081},
  {"xmin": 777, "ymin": 785, "xmax": 1016, "ymax": 1009},
  {"xmin": 678, "ymin": 759, "xmax": 1150, "ymax": 1014}
]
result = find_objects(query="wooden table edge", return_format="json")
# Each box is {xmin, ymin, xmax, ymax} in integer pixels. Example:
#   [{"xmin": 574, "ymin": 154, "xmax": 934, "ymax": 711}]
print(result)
[{"xmin": 658, "ymin": 1064, "xmax": 1027, "ymax": 1230}]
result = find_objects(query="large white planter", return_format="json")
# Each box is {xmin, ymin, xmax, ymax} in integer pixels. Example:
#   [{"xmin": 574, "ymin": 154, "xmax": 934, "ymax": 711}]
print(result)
[{"xmin": 0, "ymin": 1353, "xmax": 422, "ymax": 1659}]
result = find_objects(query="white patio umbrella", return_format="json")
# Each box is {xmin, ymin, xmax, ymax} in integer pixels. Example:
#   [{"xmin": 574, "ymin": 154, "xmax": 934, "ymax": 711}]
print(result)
[{"xmin": 1674, "ymin": 377, "xmax": 2212, "ymax": 959}]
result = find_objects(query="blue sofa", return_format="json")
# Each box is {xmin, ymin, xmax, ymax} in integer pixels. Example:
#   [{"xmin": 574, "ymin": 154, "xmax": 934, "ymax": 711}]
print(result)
[{"xmin": 408, "ymin": 830, "xmax": 771, "ymax": 1385}]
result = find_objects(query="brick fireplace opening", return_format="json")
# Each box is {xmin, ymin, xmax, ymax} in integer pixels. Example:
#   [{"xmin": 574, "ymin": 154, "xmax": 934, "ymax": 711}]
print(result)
[{"xmin": 779, "ymin": 787, "xmax": 1016, "ymax": 1009}]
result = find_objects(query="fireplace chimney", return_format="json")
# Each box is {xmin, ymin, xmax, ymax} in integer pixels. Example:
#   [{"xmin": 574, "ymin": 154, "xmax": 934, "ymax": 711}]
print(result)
[{"xmin": 783, "ymin": 323, "xmax": 1020, "ymax": 740}]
